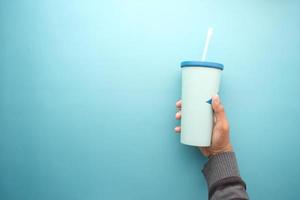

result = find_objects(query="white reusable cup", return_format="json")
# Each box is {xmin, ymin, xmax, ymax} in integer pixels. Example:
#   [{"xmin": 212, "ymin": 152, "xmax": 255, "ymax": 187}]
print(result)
[{"xmin": 180, "ymin": 61, "xmax": 224, "ymax": 146}]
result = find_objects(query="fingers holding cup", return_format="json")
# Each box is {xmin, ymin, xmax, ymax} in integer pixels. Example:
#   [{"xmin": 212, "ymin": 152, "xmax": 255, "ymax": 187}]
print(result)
[
  {"xmin": 175, "ymin": 111, "xmax": 181, "ymax": 120},
  {"xmin": 176, "ymin": 100, "xmax": 182, "ymax": 110},
  {"xmin": 174, "ymin": 126, "xmax": 181, "ymax": 133},
  {"xmin": 175, "ymin": 100, "xmax": 182, "ymax": 133}
]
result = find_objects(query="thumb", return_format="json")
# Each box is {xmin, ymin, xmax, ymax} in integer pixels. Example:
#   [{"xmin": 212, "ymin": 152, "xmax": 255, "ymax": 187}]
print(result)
[{"xmin": 212, "ymin": 95, "xmax": 227, "ymax": 123}]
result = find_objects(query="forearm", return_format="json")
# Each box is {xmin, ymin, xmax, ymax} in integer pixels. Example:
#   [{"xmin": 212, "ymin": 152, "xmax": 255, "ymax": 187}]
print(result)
[{"xmin": 202, "ymin": 152, "xmax": 249, "ymax": 200}]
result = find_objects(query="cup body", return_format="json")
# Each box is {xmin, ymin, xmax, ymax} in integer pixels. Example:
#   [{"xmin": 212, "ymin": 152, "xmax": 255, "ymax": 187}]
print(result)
[{"xmin": 180, "ymin": 61, "xmax": 223, "ymax": 146}]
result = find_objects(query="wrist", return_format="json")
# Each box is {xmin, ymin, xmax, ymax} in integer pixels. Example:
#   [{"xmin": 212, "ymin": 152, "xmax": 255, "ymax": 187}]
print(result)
[{"xmin": 210, "ymin": 144, "xmax": 233, "ymax": 156}]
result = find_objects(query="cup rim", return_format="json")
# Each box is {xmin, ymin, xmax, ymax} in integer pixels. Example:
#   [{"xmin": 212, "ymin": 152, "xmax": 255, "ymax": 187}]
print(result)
[{"xmin": 181, "ymin": 61, "xmax": 224, "ymax": 70}]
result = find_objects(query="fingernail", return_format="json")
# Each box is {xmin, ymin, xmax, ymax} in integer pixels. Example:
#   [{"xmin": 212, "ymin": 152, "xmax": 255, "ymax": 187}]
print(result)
[{"xmin": 213, "ymin": 95, "xmax": 219, "ymax": 104}]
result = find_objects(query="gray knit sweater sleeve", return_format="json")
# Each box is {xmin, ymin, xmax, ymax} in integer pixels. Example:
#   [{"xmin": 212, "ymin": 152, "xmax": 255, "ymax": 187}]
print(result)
[{"xmin": 202, "ymin": 152, "xmax": 249, "ymax": 200}]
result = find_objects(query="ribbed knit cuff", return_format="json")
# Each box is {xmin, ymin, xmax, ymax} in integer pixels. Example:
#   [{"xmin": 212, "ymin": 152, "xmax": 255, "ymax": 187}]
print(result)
[{"xmin": 202, "ymin": 152, "xmax": 240, "ymax": 188}]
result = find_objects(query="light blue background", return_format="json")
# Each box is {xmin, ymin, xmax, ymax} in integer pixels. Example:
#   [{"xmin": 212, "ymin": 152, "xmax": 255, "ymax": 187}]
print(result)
[{"xmin": 1, "ymin": 0, "xmax": 300, "ymax": 199}]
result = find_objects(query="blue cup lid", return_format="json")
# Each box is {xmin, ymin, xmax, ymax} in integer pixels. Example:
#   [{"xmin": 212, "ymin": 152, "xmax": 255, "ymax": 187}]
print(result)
[{"xmin": 181, "ymin": 61, "xmax": 224, "ymax": 70}]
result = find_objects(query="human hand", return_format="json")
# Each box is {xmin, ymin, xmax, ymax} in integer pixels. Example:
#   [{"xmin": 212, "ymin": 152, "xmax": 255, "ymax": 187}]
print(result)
[{"xmin": 175, "ymin": 95, "xmax": 233, "ymax": 157}]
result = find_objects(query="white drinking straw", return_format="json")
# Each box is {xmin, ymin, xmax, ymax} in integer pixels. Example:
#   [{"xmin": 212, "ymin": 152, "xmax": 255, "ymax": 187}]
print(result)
[{"xmin": 201, "ymin": 27, "xmax": 214, "ymax": 61}]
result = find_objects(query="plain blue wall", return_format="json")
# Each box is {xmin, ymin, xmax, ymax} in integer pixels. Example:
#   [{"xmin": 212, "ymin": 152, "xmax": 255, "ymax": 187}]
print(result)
[{"xmin": 1, "ymin": 0, "xmax": 300, "ymax": 199}]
